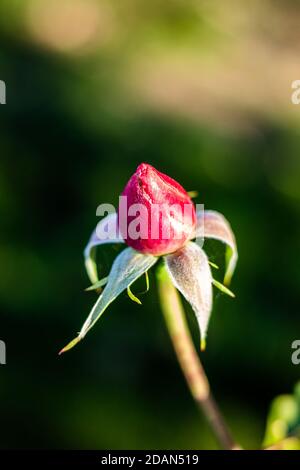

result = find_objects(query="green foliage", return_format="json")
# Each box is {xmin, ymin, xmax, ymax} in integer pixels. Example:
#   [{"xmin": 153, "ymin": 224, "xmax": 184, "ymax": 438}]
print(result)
[
  {"xmin": 264, "ymin": 383, "xmax": 300, "ymax": 449},
  {"xmin": 0, "ymin": 0, "xmax": 300, "ymax": 449}
]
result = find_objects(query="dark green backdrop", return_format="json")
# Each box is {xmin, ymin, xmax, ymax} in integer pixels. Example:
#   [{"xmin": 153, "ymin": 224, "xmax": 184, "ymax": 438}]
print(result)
[{"xmin": 0, "ymin": 0, "xmax": 299, "ymax": 449}]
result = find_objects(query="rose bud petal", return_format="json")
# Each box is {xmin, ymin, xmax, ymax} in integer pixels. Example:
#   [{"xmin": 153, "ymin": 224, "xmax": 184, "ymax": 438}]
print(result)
[{"xmin": 118, "ymin": 163, "xmax": 196, "ymax": 256}]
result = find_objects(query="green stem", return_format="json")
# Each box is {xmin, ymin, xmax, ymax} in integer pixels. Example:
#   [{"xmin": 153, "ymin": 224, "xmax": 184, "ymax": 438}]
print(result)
[{"xmin": 157, "ymin": 265, "xmax": 239, "ymax": 450}]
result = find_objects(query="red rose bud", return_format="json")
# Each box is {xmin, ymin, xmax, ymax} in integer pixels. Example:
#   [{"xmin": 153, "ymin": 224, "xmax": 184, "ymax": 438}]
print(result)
[{"xmin": 118, "ymin": 163, "xmax": 196, "ymax": 256}]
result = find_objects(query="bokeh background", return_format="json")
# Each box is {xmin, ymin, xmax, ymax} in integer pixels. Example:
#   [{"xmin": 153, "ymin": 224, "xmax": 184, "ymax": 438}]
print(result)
[{"xmin": 0, "ymin": 0, "xmax": 300, "ymax": 449}]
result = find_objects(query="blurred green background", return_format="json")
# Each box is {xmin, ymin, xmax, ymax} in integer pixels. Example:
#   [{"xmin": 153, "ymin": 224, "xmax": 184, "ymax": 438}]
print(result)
[{"xmin": 0, "ymin": 0, "xmax": 300, "ymax": 449}]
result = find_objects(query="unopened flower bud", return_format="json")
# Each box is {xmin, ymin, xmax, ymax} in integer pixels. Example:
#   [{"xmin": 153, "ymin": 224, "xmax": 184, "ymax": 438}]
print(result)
[{"xmin": 119, "ymin": 163, "xmax": 196, "ymax": 256}]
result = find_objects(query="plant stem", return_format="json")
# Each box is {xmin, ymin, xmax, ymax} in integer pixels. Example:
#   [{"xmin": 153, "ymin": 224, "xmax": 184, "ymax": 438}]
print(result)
[{"xmin": 157, "ymin": 265, "xmax": 239, "ymax": 450}]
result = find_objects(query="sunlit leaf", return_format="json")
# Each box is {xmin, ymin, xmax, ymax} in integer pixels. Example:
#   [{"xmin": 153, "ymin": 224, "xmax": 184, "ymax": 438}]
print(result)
[
  {"xmin": 60, "ymin": 248, "xmax": 157, "ymax": 352},
  {"xmin": 263, "ymin": 382, "xmax": 300, "ymax": 447},
  {"xmin": 165, "ymin": 241, "xmax": 213, "ymax": 344},
  {"xmin": 195, "ymin": 210, "xmax": 238, "ymax": 285}
]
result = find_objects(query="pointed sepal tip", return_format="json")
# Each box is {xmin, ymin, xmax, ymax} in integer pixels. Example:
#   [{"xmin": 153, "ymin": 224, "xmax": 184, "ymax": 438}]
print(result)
[{"xmin": 59, "ymin": 336, "xmax": 81, "ymax": 355}]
